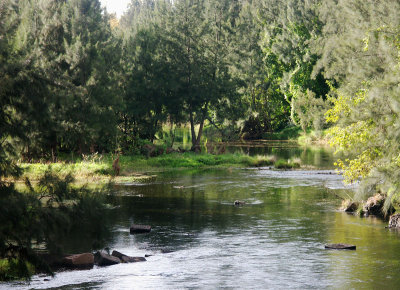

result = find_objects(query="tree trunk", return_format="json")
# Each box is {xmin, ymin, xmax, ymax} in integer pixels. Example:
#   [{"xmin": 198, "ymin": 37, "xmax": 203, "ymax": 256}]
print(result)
[
  {"xmin": 190, "ymin": 104, "xmax": 208, "ymax": 152},
  {"xmin": 189, "ymin": 110, "xmax": 197, "ymax": 147}
]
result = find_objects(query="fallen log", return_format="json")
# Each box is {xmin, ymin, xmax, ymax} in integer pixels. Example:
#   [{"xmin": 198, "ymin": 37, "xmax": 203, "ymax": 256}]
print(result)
[{"xmin": 325, "ymin": 243, "xmax": 356, "ymax": 250}]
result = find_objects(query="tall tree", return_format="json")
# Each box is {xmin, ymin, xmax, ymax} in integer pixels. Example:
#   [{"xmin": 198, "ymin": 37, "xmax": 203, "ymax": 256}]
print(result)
[
  {"xmin": 58, "ymin": 0, "xmax": 122, "ymax": 153},
  {"xmin": 319, "ymin": 0, "xmax": 400, "ymax": 211},
  {"xmin": 258, "ymin": 0, "xmax": 329, "ymax": 132}
]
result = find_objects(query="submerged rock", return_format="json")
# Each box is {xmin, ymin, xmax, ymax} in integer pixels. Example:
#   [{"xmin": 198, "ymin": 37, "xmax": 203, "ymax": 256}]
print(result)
[
  {"xmin": 111, "ymin": 250, "xmax": 146, "ymax": 263},
  {"xmin": 130, "ymin": 224, "xmax": 152, "ymax": 234},
  {"xmin": 62, "ymin": 253, "xmax": 94, "ymax": 269},
  {"xmin": 325, "ymin": 244, "xmax": 356, "ymax": 250},
  {"xmin": 94, "ymin": 251, "xmax": 121, "ymax": 266},
  {"xmin": 388, "ymin": 213, "xmax": 400, "ymax": 228}
]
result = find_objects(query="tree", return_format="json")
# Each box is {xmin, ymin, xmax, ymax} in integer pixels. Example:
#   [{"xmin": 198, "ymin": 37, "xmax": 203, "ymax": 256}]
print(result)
[
  {"xmin": 321, "ymin": 0, "xmax": 400, "ymax": 212},
  {"xmin": 58, "ymin": 0, "xmax": 122, "ymax": 154},
  {"xmin": 258, "ymin": 0, "xmax": 330, "ymax": 132}
]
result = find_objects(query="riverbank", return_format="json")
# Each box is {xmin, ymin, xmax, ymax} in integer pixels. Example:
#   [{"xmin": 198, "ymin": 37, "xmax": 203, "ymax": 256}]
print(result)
[
  {"xmin": 262, "ymin": 126, "xmax": 329, "ymax": 146},
  {"xmin": 16, "ymin": 153, "xmax": 302, "ymax": 185}
]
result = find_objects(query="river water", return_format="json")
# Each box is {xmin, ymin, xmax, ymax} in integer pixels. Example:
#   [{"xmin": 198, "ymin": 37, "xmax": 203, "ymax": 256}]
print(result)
[{"xmin": 4, "ymin": 144, "xmax": 400, "ymax": 289}]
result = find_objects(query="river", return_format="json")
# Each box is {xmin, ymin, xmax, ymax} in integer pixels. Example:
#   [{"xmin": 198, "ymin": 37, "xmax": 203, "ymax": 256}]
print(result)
[{"xmin": 4, "ymin": 144, "xmax": 400, "ymax": 289}]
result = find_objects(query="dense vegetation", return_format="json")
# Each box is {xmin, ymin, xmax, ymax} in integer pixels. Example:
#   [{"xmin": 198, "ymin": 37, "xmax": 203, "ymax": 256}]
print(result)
[{"xmin": 2, "ymin": 0, "xmax": 400, "ymax": 280}]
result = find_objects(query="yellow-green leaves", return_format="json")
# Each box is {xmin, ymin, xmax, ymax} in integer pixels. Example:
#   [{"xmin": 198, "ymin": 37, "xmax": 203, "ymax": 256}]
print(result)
[
  {"xmin": 325, "ymin": 86, "xmax": 367, "ymax": 124},
  {"xmin": 325, "ymin": 86, "xmax": 379, "ymax": 183}
]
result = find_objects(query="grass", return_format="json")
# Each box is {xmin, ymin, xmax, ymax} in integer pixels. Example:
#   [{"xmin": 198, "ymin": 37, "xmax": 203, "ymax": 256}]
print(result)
[
  {"xmin": 15, "ymin": 152, "xmax": 302, "ymax": 185},
  {"xmin": 274, "ymin": 159, "xmax": 301, "ymax": 169}
]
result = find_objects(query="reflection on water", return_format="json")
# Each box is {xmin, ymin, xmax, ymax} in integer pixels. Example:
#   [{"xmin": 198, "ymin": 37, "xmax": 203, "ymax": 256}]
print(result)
[
  {"xmin": 225, "ymin": 141, "xmax": 336, "ymax": 169},
  {"xmin": 4, "ymin": 150, "xmax": 400, "ymax": 289}
]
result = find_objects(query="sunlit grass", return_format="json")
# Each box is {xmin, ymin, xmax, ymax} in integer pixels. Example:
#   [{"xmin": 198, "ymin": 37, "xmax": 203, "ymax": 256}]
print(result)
[{"xmin": 18, "ymin": 152, "xmax": 300, "ymax": 184}]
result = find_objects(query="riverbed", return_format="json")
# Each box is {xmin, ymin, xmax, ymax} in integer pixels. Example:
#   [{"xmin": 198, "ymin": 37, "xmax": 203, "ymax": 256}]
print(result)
[{"xmin": 4, "ymin": 145, "xmax": 400, "ymax": 289}]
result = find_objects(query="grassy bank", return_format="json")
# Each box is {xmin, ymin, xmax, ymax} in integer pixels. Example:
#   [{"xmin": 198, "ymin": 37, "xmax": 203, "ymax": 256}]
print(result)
[
  {"xmin": 17, "ymin": 153, "xmax": 303, "ymax": 184},
  {"xmin": 262, "ymin": 126, "xmax": 329, "ymax": 145}
]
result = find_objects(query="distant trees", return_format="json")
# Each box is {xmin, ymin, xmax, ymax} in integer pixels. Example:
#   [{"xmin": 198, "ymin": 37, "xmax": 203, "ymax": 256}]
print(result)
[
  {"xmin": 120, "ymin": 0, "xmax": 243, "ymax": 150},
  {"xmin": 4, "ymin": 0, "xmax": 400, "ymax": 208},
  {"xmin": 3, "ymin": 0, "xmax": 327, "ymax": 155}
]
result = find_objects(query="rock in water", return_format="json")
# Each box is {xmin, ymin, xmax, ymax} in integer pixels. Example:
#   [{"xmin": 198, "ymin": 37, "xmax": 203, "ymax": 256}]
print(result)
[
  {"xmin": 62, "ymin": 253, "xmax": 94, "ymax": 269},
  {"xmin": 388, "ymin": 213, "xmax": 400, "ymax": 228},
  {"xmin": 94, "ymin": 251, "xmax": 121, "ymax": 266},
  {"xmin": 130, "ymin": 224, "xmax": 151, "ymax": 234},
  {"xmin": 362, "ymin": 194, "xmax": 395, "ymax": 217},
  {"xmin": 234, "ymin": 200, "xmax": 246, "ymax": 206},
  {"xmin": 325, "ymin": 244, "xmax": 356, "ymax": 250},
  {"xmin": 111, "ymin": 250, "xmax": 146, "ymax": 263},
  {"xmin": 340, "ymin": 200, "xmax": 358, "ymax": 213}
]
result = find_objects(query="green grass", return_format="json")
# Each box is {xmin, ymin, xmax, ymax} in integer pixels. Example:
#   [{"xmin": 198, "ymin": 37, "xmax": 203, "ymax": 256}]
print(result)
[
  {"xmin": 118, "ymin": 153, "xmax": 276, "ymax": 170},
  {"xmin": 274, "ymin": 159, "xmax": 301, "ymax": 169},
  {"xmin": 17, "ymin": 152, "xmax": 300, "ymax": 185}
]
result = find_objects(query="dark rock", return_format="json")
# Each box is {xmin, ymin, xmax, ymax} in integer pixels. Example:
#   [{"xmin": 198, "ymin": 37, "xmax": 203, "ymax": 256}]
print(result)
[
  {"xmin": 130, "ymin": 224, "xmax": 151, "ymax": 234},
  {"xmin": 62, "ymin": 253, "xmax": 94, "ymax": 269},
  {"xmin": 234, "ymin": 200, "xmax": 246, "ymax": 206},
  {"xmin": 145, "ymin": 254, "xmax": 152, "ymax": 258},
  {"xmin": 111, "ymin": 250, "xmax": 146, "ymax": 263},
  {"xmin": 362, "ymin": 194, "xmax": 395, "ymax": 217},
  {"xmin": 94, "ymin": 251, "xmax": 121, "ymax": 266},
  {"xmin": 325, "ymin": 244, "xmax": 356, "ymax": 250},
  {"xmin": 340, "ymin": 200, "xmax": 359, "ymax": 213},
  {"xmin": 388, "ymin": 213, "xmax": 400, "ymax": 228},
  {"xmin": 122, "ymin": 256, "xmax": 146, "ymax": 263}
]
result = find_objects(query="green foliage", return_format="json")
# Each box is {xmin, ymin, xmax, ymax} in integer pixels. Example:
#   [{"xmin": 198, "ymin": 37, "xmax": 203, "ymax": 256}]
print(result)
[
  {"xmin": 319, "ymin": 0, "xmax": 400, "ymax": 211},
  {"xmin": 258, "ymin": 0, "xmax": 330, "ymax": 132},
  {"xmin": 0, "ymin": 170, "xmax": 111, "ymax": 280},
  {"xmin": 275, "ymin": 159, "xmax": 301, "ymax": 169},
  {"xmin": 0, "ymin": 259, "xmax": 35, "ymax": 281},
  {"xmin": 262, "ymin": 126, "xmax": 302, "ymax": 140}
]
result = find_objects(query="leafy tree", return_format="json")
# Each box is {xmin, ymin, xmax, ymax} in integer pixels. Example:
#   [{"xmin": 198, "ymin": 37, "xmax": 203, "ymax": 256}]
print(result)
[
  {"xmin": 321, "ymin": 1, "xmax": 400, "ymax": 212},
  {"xmin": 58, "ymin": 0, "xmax": 122, "ymax": 154},
  {"xmin": 258, "ymin": 0, "xmax": 329, "ymax": 132}
]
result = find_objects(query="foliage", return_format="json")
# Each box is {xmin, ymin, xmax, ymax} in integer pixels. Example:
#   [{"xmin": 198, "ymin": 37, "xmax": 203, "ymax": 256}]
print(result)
[
  {"xmin": 258, "ymin": 0, "xmax": 330, "ymax": 132},
  {"xmin": 320, "ymin": 0, "xmax": 400, "ymax": 211}
]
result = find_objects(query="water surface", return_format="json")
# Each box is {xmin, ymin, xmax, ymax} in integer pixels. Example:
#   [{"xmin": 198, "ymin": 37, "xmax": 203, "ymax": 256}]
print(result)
[{"xmin": 4, "ymin": 147, "xmax": 400, "ymax": 289}]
